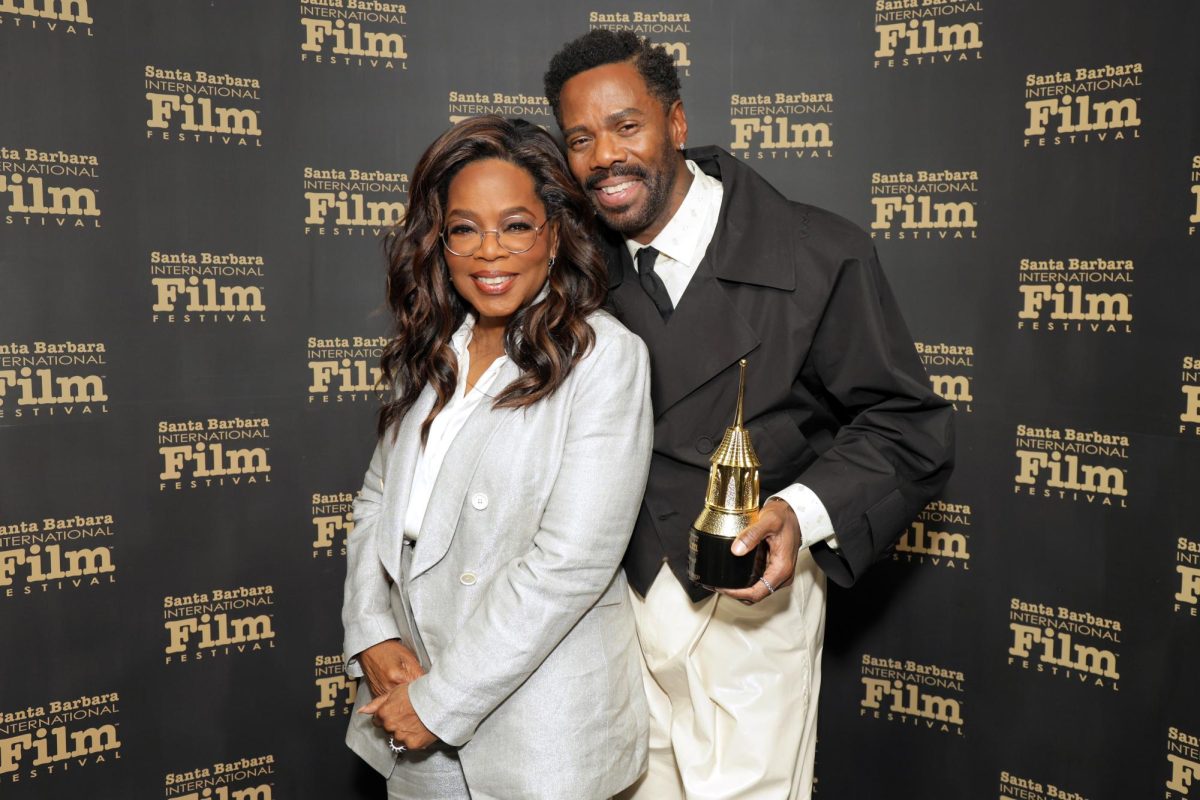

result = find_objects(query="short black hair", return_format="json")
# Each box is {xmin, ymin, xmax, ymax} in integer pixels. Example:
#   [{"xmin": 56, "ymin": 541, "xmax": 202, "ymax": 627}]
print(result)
[{"xmin": 544, "ymin": 29, "xmax": 682, "ymax": 126}]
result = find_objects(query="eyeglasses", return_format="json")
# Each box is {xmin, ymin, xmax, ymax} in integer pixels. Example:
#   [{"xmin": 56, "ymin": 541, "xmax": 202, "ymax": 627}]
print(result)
[{"xmin": 441, "ymin": 216, "xmax": 550, "ymax": 257}]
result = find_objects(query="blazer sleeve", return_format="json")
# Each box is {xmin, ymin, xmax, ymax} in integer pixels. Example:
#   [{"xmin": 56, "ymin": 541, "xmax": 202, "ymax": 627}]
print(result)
[
  {"xmin": 798, "ymin": 249, "xmax": 956, "ymax": 588},
  {"xmin": 341, "ymin": 433, "xmax": 402, "ymax": 678},
  {"xmin": 406, "ymin": 330, "xmax": 653, "ymax": 747}
]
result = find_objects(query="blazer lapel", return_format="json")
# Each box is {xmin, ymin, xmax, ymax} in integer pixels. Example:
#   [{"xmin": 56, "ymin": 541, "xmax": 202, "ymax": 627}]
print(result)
[
  {"xmin": 408, "ymin": 358, "xmax": 520, "ymax": 580},
  {"xmin": 377, "ymin": 385, "xmax": 435, "ymax": 586}
]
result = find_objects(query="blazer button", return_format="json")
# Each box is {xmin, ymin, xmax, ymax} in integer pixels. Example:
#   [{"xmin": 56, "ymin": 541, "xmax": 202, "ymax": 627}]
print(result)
[
  {"xmin": 459, "ymin": 572, "xmax": 477, "ymax": 586},
  {"xmin": 471, "ymin": 492, "xmax": 488, "ymax": 510},
  {"xmin": 696, "ymin": 436, "xmax": 714, "ymax": 454}
]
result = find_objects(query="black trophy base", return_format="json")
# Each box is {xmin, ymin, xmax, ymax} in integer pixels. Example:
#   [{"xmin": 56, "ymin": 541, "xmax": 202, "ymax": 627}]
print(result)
[{"xmin": 688, "ymin": 527, "xmax": 766, "ymax": 589}]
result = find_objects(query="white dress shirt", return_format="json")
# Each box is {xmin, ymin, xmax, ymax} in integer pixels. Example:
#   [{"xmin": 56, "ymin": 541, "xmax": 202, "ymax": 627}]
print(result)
[
  {"xmin": 625, "ymin": 159, "xmax": 839, "ymax": 550},
  {"xmin": 403, "ymin": 316, "xmax": 507, "ymax": 540},
  {"xmin": 624, "ymin": 158, "xmax": 722, "ymax": 307}
]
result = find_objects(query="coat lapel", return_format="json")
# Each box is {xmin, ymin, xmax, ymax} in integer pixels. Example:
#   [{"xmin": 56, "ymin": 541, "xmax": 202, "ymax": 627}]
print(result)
[
  {"xmin": 602, "ymin": 160, "xmax": 764, "ymax": 420},
  {"xmin": 408, "ymin": 358, "xmax": 520, "ymax": 580},
  {"xmin": 647, "ymin": 258, "xmax": 760, "ymax": 418}
]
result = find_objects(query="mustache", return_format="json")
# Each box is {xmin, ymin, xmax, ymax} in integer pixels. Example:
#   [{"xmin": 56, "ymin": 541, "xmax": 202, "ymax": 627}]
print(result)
[{"xmin": 584, "ymin": 165, "xmax": 648, "ymax": 192}]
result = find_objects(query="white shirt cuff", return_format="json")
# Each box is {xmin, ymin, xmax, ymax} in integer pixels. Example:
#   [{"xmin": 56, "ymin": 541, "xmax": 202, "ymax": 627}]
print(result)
[{"xmin": 768, "ymin": 483, "xmax": 840, "ymax": 550}]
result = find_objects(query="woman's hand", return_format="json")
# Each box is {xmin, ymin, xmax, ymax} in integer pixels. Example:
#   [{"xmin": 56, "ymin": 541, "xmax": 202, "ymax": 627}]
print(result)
[
  {"xmin": 360, "ymin": 682, "xmax": 438, "ymax": 751},
  {"xmin": 357, "ymin": 639, "xmax": 424, "ymax": 699}
]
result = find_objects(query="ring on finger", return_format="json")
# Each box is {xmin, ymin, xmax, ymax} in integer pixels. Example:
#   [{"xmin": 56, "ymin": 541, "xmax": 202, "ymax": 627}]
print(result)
[{"xmin": 759, "ymin": 576, "xmax": 776, "ymax": 594}]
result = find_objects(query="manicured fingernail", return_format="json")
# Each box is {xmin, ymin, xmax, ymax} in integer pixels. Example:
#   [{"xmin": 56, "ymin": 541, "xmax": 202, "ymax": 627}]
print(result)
[{"xmin": 731, "ymin": 540, "xmax": 747, "ymax": 556}]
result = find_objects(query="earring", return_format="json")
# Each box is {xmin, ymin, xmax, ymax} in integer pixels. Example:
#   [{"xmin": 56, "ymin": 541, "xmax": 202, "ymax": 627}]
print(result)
[
  {"xmin": 548, "ymin": 256, "xmax": 556, "ymax": 271},
  {"xmin": 678, "ymin": 142, "xmax": 685, "ymax": 151}
]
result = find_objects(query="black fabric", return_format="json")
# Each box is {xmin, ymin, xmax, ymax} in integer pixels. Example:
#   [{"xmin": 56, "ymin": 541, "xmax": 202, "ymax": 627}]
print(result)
[{"xmin": 604, "ymin": 147, "xmax": 956, "ymax": 602}]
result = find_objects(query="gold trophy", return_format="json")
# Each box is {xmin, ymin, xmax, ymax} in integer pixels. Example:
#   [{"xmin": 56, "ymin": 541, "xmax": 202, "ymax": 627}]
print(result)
[{"xmin": 688, "ymin": 359, "xmax": 766, "ymax": 588}]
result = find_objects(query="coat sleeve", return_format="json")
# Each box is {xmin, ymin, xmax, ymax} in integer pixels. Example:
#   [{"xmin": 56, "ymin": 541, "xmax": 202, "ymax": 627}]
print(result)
[
  {"xmin": 341, "ymin": 434, "xmax": 402, "ymax": 678},
  {"xmin": 406, "ymin": 330, "xmax": 653, "ymax": 746},
  {"xmin": 797, "ymin": 249, "xmax": 956, "ymax": 587}
]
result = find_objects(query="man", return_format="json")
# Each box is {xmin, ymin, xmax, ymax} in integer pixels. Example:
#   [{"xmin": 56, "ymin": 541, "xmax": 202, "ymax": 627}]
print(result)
[{"xmin": 544, "ymin": 30, "xmax": 955, "ymax": 800}]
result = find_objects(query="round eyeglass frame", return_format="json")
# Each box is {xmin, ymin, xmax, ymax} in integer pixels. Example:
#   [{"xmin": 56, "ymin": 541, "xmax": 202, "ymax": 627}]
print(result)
[{"xmin": 440, "ymin": 217, "xmax": 551, "ymax": 257}]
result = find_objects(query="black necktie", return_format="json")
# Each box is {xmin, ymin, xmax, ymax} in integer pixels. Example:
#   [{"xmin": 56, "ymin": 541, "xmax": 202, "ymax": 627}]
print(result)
[{"xmin": 635, "ymin": 246, "xmax": 674, "ymax": 321}]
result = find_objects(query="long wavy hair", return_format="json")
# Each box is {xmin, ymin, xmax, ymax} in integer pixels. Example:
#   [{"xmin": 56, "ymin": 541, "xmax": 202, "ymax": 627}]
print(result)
[{"xmin": 377, "ymin": 116, "xmax": 607, "ymax": 441}]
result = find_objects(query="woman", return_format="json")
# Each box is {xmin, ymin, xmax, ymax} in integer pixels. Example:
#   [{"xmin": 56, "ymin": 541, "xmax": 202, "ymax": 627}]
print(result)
[{"xmin": 341, "ymin": 116, "xmax": 652, "ymax": 799}]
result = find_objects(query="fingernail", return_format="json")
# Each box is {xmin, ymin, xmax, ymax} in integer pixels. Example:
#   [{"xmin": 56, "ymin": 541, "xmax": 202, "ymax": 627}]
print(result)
[{"xmin": 731, "ymin": 540, "xmax": 747, "ymax": 556}]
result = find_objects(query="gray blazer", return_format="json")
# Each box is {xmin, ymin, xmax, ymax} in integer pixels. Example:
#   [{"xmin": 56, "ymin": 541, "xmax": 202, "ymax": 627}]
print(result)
[{"xmin": 342, "ymin": 311, "xmax": 652, "ymax": 800}]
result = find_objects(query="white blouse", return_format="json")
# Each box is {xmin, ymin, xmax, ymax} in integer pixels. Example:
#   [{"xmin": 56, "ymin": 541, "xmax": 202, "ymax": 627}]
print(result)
[{"xmin": 402, "ymin": 316, "xmax": 508, "ymax": 540}]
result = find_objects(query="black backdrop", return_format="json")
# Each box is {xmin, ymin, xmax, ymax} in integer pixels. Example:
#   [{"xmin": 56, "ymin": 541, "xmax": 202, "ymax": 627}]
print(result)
[{"xmin": 2, "ymin": 2, "xmax": 1199, "ymax": 798}]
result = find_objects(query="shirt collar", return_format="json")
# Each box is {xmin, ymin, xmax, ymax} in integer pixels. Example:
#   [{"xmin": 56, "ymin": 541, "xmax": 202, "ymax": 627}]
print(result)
[
  {"xmin": 450, "ymin": 314, "xmax": 476, "ymax": 355},
  {"xmin": 624, "ymin": 159, "xmax": 722, "ymax": 269}
]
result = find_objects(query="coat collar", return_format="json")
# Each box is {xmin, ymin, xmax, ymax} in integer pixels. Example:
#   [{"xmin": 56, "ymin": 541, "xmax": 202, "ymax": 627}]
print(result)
[
  {"xmin": 606, "ymin": 146, "xmax": 799, "ymax": 292},
  {"xmin": 603, "ymin": 146, "xmax": 805, "ymax": 418}
]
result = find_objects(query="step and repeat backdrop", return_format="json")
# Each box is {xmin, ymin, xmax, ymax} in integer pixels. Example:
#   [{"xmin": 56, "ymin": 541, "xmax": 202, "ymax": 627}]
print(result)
[{"xmin": 2, "ymin": 1, "xmax": 1198, "ymax": 798}]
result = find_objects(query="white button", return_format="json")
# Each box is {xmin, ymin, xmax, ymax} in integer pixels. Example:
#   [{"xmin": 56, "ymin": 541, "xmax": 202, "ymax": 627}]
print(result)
[
  {"xmin": 459, "ymin": 572, "xmax": 477, "ymax": 586},
  {"xmin": 471, "ymin": 493, "xmax": 488, "ymax": 510}
]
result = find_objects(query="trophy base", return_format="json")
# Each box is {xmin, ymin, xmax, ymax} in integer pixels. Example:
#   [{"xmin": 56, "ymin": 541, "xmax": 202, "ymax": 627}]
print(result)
[{"xmin": 688, "ymin": 527, "xmax": 766, "ymax": 589}]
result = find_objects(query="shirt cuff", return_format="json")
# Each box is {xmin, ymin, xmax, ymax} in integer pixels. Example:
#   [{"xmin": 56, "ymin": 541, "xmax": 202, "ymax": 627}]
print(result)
[
  {"xmin": 768, "ymin": 483, "xmax": 840, "ymax": 550},
  {"xmin": 344, "ymin": 656, "xmax": 364, "ymax": 680}
]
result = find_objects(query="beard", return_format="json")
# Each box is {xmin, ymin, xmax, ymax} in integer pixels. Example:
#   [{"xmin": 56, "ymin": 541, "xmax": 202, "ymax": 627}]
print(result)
[{"xmin": 583, "ymin": 137, "xmax": 679, "ymax": 237}]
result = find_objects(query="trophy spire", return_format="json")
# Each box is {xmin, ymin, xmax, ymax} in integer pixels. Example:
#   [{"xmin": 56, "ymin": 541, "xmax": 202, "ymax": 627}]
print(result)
[
  {"xmin": 704, "ymin": 359, "xmax": 761, "ymax": 511},
  {"xmin": 689, "ymin": 359, "xmax": 766, "ymax": 587},
  {"xmin": 735, "ymin": 358, "xmax": 746, "ymax": 426}
]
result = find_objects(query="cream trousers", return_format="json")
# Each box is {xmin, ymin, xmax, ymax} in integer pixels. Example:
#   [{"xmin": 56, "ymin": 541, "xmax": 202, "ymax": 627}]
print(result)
[{"xmin": 617, "ymin": 554, "xmax": 826, "ymax": 800}]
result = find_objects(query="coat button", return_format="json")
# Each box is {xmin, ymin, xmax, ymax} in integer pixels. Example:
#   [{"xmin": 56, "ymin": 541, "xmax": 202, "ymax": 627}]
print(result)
[
  {"xmin": 459, "ymin": 572, "xmax": 477, "ymax": 586},
  {"xmin": 471, "ymin": 493, "xmax": 488, "ymax": 510},
  {"xmin": 696, "ymin": 436, "xmax": 714, "ymax": 454}
]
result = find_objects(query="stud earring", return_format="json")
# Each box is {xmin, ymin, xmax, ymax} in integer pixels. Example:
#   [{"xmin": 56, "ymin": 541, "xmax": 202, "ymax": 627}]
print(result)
[{"xmin": 548, "ymin": 256, "xmax": 556, "ymax": 270}]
